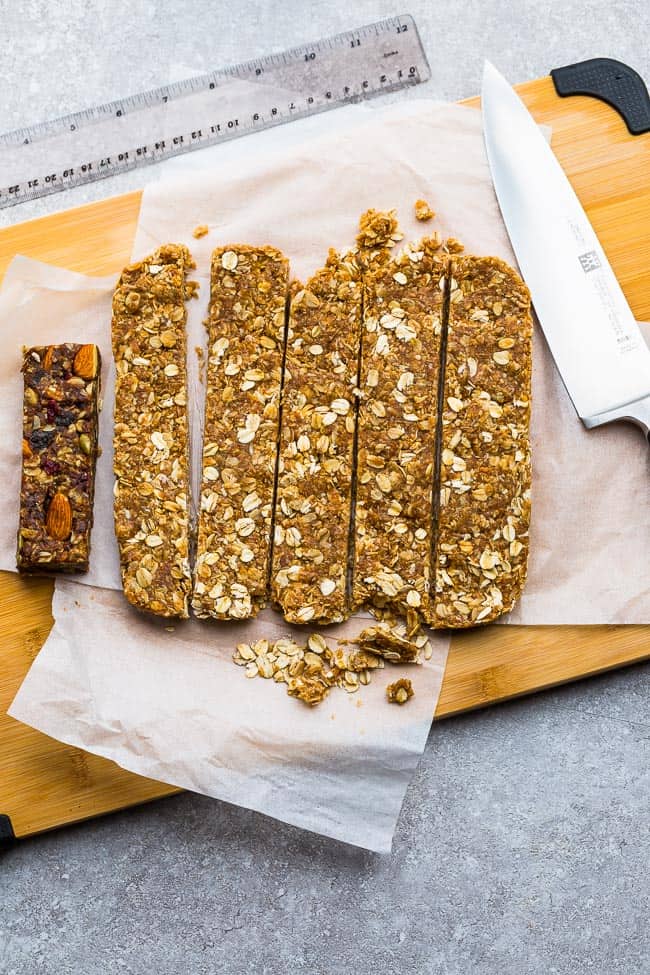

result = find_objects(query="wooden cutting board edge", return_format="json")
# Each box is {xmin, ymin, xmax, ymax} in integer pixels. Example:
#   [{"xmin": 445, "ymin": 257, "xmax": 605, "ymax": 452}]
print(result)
[{"xmin": 1, "ymin": 75, "xmax": 649, "ymax": 841}]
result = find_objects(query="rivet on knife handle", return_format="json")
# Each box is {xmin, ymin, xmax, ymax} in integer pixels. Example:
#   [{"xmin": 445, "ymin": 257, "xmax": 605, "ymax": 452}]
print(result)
[{"xmin": 551, "ymin": 58, "xmax": 650, "ymax": 135}]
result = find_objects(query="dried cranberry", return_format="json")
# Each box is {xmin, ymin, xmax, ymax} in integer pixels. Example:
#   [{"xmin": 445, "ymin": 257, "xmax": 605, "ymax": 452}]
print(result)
[
  {"xmin": 41, "ymin": 458, "xmax": 61, "ymax": 476},
  {"xmin": 30, "ymin": 428, "xmax": 55, "ymax": 450},
  {"xmin": 45, "ymin": 399, "xmax": 60, "ymax": 422}
]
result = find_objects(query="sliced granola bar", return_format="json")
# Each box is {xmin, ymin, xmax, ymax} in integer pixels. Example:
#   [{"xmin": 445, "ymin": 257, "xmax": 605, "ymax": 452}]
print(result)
[
  {"xmin": 192, "ymin": 246, "xmax": 289, "ymax": 619},
  {"xmin": 270, "ymin": 249, "xmax": 362, "ymax": 624},
  {"xmin": 352, "ymin": 237, "xmax": 446, "ymax": 618},
  {"xmin": 430, "ymin": 255, "xmax": 532, "ymax": 628},
  {"xmin": 112, "ymin": 243, "xmax": 196, "ymax": 618}
]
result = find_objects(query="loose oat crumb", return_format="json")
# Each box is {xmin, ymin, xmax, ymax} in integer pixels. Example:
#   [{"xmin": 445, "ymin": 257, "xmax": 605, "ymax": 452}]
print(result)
[
  {"xmin": 232, "ymin": 618, "xmax": 432, "ymax": 706},
  {"xmin": 414, "ymin": 199, "xmax": 435, "ymax": 222},
  {"xmin": 356, "ymin": 208, "xmax": 404, "ymax": 269},
  {"xmin": 357, "ymin": 208, "xmax": 402, "ymax": 249},
  {"xmin": 443, "ymin": 236, "xmax": 465, "ymax": 254},
  {"xmin": 353, "ymin": 624, "xmax": 422, "ymax": 664},
  {"xmin": 194, "ymin": 345, "xmax": 205, "ymax": 384},
  {"xmin": 287, "ymin": 675, "xmax": 331, "ymax": 706},
  {"xmin": 232, "ymin": 631, "xmax": 388, "ymax": 706},
  {"xmin": 192, "ymin": 224, "xmax": 209, "ymax": 239},
  {"xmin": 386, "ymin": 678, "xmax": 414, "ymax": 705}
]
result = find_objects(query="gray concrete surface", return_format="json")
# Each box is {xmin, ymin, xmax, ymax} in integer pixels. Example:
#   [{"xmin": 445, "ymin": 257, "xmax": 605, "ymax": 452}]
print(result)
[{"xmin": 1, "ymin": 1, "xmax": 649, "ymax": 972}]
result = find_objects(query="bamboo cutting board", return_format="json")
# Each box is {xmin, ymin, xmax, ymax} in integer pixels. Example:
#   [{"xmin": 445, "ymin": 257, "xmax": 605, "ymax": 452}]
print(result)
[{"xmin": 1, "ymin": 76, "xmax": 649, "ymax": 843}]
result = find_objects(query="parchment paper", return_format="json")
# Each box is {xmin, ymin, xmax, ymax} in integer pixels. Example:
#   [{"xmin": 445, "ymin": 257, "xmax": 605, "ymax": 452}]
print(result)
[
  {"xmin": 6, "ymin": 98, "xmax": 650, "ymax": 852},
  {"xmin": 10, "ymin": 581, "xmax": 449, "ymax": 852}
]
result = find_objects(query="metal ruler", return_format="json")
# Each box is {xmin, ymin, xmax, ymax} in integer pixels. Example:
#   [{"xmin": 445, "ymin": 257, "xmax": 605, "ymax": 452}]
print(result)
[{"xmin": 0, "ymin": 14, "xmax": 429, "ymax": 210}]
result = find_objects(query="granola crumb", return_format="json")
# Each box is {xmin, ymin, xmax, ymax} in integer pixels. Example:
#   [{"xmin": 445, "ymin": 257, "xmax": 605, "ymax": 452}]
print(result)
[
  {"xmin": 443, "ymin": 236, "xmax": 465, "ymax": 254},
  {"xmin": 353, "ymin": 623, "xmax": 422, "ymax": 664},
  {"xmin": 356, "ymin": 208, "xmax": 404, "ymax": 268},
  {"xmin": 192, "ymin": 224, "xmax": 209, "ymax": 239},
  {"xmin": 414, "ymin": 199, "xmax": 435, "ymax": 222},
  {"xmin": 232, "ymin": 622, "xmax": 429, "ymax": 706},
  {"xmin": 386, "ymin": 678, "xmax": 414, "ymax": 705},
  {"xmin": 233, "ymin": 631, "xmax": 381, "ymax": 705},
  {"xmin": 287, "ymin": 675, "xmax": 331, "ymax": 706}
]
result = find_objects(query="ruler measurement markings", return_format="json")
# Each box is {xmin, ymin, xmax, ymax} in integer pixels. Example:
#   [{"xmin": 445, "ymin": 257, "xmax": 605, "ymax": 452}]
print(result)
[
  {"xmin": 0, "ymin": 15, "xmax": 428, "ymax": 208},
  {"xmin": 5, "ymin": 17, "xmax": 397, "ymax": 145}
]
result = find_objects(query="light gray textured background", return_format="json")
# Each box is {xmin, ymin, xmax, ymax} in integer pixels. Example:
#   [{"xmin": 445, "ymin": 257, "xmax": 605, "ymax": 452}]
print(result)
[{"xmin": 1, "ymin": 2, "xmax": 649, "ymax": 973}]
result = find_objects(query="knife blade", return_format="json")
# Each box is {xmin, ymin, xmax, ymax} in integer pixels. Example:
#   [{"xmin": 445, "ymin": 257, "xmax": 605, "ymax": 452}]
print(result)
[{"xmin": 481, "ymin": 60, "xmax": 650, "ymax": 439}]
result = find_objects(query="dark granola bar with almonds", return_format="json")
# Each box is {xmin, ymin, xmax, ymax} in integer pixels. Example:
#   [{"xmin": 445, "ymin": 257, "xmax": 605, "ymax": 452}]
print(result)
[{"xmin": 17, "ymin": 342, "xmax": 101, "ymax": 573}]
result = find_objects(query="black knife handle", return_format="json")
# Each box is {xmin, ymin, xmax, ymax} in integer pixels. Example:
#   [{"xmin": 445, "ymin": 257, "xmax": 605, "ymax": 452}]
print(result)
[
  {"xmin": 0, "ymin": 813, "xmax": 16, "ymax": 853},
  {"xmin": 551, "ymin": 58, "xmax": 650, "ymax": 135}
]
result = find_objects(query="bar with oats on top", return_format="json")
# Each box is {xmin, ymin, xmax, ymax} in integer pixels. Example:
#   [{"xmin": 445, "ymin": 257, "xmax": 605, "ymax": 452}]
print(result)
[
  {"xmin": 111, "ymin": 243, "xmax": 196, "ymax": 619},
  {"xmin": 192, "ymin": 245, "xmax": 289, "ymax": 620},
  {"xmin": 270, "ymin": 249, "xmax": 362, "ymax": 625},
  {"xmin": 353, "ymin": 236, "xmax": 446, "ymax": 620},
  {"xmin": 430, "ymin": 255, "xmax": 532, "ymax": 628}
]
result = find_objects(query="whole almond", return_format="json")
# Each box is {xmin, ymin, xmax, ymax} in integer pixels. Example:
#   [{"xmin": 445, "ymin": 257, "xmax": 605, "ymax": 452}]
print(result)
[
  {"xmin": 22, "ymin": 438, "xmax": 32, "ymax": 458},
  {"xmin": 42, "ymin": 346, "xmax": 54, "ymax": 370},
  {"xmin": 46, "ymin": 492, "xmax": 72, "ymax": 540},
  {"xmin": 73, "ymin": 344, "xmax": 99, "ymax": 380}
]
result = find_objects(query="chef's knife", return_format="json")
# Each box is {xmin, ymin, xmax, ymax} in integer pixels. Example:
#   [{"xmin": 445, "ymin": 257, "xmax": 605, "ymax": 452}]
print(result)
[{"xmin": 481, "ymin": 60, "xmax": 650, "ymax": 440}]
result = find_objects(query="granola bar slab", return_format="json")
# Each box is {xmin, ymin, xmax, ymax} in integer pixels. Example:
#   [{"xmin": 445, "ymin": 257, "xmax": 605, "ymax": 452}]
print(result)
[
  {"xmin": 270, "ymin": 249, "xmax": 362, "ymax": 625},
  {"xmin": 112, "ymin": 243, "xmax": 196, "ymax": 618},
  {"xmin": 192, "ymin": 246, "xmax": 289, "ymax": 620},
  {"xmin": 352, "ymin": 238, "xmax": 446, "ymax": 618},
  {"xmin": 17, "ymin": 343, "xmax": 101, "ymax": 573},
  {"xmin": 431, "ymin": 255, "xmax": 532, "ymax": 628}
]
